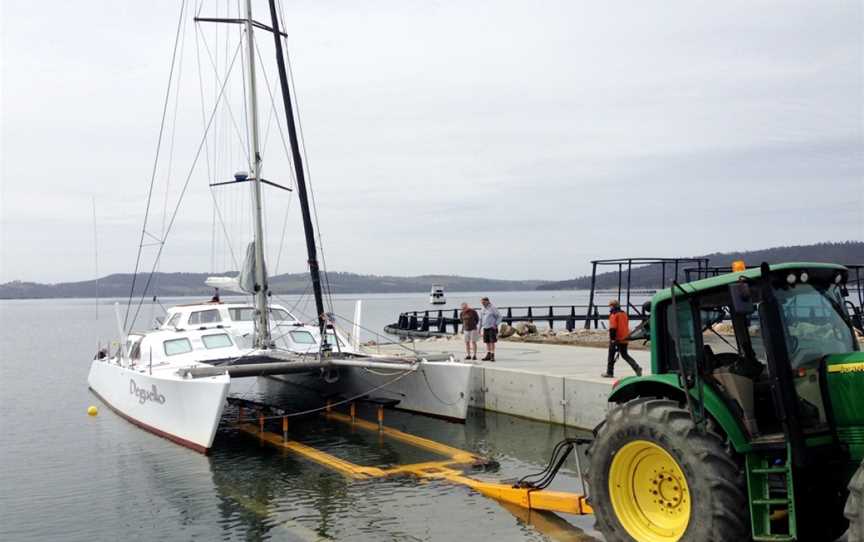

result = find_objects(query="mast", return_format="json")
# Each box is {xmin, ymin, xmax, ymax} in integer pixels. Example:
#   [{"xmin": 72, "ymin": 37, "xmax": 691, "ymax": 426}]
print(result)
[
  {"xmin": 244, "ymin": 0, "xmax": 271, "ymax": 348},
  {"xmin": 267, "ymin": 0, "xmax": 329, "ymax": 347}
]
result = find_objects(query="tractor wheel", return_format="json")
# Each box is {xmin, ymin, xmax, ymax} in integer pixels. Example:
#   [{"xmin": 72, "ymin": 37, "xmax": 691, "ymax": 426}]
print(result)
[
  {"xmin": 846, "ymin": 459, "xmax": 864, "ymax": 542},
  {"xmin": 586, "ymin": 398, "xmax": 748, "ymax": 542}
]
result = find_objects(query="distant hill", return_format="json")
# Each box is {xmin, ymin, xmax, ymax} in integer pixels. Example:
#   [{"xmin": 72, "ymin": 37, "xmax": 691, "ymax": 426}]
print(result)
[
  {"xmin": 0, "ymin": 271, "xmax": 549, "ymax": 300},
  {"xmin": 536, "ymin": 241, "xmax": 864, "ymax": 291}
]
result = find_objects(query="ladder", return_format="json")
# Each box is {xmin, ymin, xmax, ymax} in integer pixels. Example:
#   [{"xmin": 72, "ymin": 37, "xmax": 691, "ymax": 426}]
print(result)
[{"xmin": 746, "ymin": 444, "xmax": 797, "ymax": 541}]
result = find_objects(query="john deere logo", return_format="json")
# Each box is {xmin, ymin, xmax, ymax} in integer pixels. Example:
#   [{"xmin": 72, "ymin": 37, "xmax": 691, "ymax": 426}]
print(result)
[{"xmin": 129, "ymin": 379, "xmax": 166, "ymax": 405}]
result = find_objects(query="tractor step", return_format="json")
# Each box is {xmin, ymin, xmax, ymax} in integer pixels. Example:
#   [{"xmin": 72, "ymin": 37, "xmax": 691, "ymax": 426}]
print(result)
[
  {"xmin": 750, "ymin": 467, "xmax": 788, "ymax": 474},
  {"xmin": 746, "ymin": 444, "xmax": 797, "ymax": 541},
  {"xmin": 752, "ymin": 498, "xmax": 788, "ymax": 506}
]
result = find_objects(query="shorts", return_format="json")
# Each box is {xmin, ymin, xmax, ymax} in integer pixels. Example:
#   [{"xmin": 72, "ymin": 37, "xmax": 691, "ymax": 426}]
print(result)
[
  {"xmin": 463, "ymin": 329, "xmax": 479, "ymax": 343},
  {"xmin": 483, "ymin": 327, "xmax": 498, "ymax": 343}
]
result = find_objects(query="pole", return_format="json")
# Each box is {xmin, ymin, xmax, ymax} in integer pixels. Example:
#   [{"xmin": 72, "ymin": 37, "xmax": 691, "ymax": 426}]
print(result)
[
  {"xmin": 244, "ymin": 0, "xmax": 271, "ymax": 348},
  {"xmin": 585, "ymin": 262, "xmax": 597, "ymax": 329},
  {"xmin": 267, "ymin": 0, "xmax": 328, "ymax": 347}
]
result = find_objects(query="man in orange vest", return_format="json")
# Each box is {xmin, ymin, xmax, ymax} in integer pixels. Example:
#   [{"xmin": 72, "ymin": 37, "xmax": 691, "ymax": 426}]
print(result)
[{"xmin": 601, "ymin": 299, "xmax": 642, "ymax": 378}]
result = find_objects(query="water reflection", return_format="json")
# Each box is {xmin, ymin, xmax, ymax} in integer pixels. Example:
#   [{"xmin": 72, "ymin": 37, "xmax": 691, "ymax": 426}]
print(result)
[{"xmin": 201, "ymin": 377, "xmax": 601, "ymax": 541}]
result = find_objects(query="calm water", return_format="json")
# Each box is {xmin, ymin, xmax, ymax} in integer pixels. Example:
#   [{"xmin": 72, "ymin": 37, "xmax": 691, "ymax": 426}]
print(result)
[{"xmin": 0, "ymin": 292, "xmax": 608, "ymax": 541}]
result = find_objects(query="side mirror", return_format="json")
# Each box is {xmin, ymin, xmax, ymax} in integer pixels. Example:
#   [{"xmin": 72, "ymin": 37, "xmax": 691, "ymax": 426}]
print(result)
[
  {"xmin": 728, "ymin": 281, "xmax": 754, "ymax": 315},
  {"xmin": 642, "ymin": 301, "xmax": 652, "ymax": 315}
]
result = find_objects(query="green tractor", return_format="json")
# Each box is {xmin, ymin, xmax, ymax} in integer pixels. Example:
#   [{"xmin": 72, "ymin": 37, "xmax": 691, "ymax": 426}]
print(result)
[{"xmin": 586, "ymin": 262, "xmax": 864, "ymax": 542}]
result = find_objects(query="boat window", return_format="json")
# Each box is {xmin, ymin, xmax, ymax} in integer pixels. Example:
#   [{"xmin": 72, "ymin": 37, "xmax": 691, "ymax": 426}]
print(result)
[
  {"xmin": 166, "ymin": 313, "xmax": 181, "ymax": 328},
  {"xmin": 271, "ymin": 308, "xmax": 291, "ymax": 321},
  {"xmin": 289, "ymin": 330, "xmax": 317, "ymax": 345},
  {"xmin": 229, "ymin": 307, "xmax": 255, "ymax": 321},
  {"xmin": 164, "ymin": 338, "xmax": 193, "ymax": 356},
  {"xmin": 126, "ymin": 338, "xmax": 142, "ymax": 361},
  {"xmin": 202, "ymin": 333, "xmax": 233, "ymax": 349},
  {"xmin": 189, "ymin": 309, "xmax": 221, "ymax": 325}
]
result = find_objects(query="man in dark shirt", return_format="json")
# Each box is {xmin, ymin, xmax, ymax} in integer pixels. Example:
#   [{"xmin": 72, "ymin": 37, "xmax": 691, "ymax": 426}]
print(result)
[
  {"xmin": 601, "ymin": 299, "xmax": 642, "ymax": 378},
  {"xmin": 460, "ymin": 302, "xmax": 480, "ymax": 360}
]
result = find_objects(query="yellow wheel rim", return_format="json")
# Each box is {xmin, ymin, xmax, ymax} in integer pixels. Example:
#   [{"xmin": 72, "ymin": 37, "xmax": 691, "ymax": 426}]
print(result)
[{"xmin": 608, "ymin": 440, "xmax": 691, "ymax": 542}]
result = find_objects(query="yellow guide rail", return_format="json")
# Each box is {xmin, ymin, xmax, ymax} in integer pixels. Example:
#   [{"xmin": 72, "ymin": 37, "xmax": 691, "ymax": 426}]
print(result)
[{"xmin": 234, "ymin": 405, "xmax": 592, "ymax": 517}]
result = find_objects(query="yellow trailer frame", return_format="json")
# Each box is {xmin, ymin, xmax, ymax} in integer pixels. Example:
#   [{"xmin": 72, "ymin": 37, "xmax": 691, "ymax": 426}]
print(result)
[{"xmin": 235, "ymin": 406, "xmax": 593, "ymax": 517}]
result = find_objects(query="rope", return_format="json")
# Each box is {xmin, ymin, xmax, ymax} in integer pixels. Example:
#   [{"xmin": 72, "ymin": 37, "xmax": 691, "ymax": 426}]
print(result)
[{"xmin": 231, "ymin": 365, "xmax": 417, "ymax": 421}]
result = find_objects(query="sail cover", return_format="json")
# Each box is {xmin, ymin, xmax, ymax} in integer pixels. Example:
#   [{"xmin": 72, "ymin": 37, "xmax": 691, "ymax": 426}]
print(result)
[{"xmin": 205, "ymin": 242, "xmax": 264, "ymax": 294}]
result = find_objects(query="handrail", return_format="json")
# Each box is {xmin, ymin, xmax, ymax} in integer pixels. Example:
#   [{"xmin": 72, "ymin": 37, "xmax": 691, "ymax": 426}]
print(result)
[{"xmin": 390, "ymin": 303, "xmax": 648, "ymax": 336}]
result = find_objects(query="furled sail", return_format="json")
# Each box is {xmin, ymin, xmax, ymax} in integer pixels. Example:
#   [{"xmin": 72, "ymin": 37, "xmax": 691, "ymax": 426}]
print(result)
[{"xmin": 205, "ymin": 242, "xmax": 264, "ymax": 294}]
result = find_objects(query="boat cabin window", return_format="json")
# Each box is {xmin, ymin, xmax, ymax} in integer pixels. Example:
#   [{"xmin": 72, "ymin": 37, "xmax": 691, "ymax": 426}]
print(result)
[
  {"xmin": 166, "ymin": 313, "xmax": 181, "ymax": 328},
  {"xmin": 271, "ymin": 308, "xmax": 291, "ymax": 321},
  {"xmin": 229, "ymin": 307, "xmax": 255, "ymax": 321},
  {"xmin": 202, "ymin": 333, "xmax": 233, "ymax": 349},
  {"xmin": 126, "ymin": 338, "xmax": 142, "ymax": 361},
  {"xmin": 229, "ymin": 307, "xmax": 293, "ymax": 322},
  {"xmin": 189, "ymin": 309, "xmax": 221, "ymax": 325},
  {"xmin": 289, "ymin": 330, "xmax": 316, "ymax": 345},
  {"xmin": 164, "ymin": 338, "xmax": 193, "ymax": 356}
]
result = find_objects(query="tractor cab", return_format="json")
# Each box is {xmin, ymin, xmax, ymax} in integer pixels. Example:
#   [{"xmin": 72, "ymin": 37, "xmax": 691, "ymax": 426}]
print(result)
[
  {"xmin": 588, "ymin": 262, "xmax": 864, "ymax": 542},
  {"xmin": 656, "ymin": 263, "xmax": 858, "ymax": 445}
]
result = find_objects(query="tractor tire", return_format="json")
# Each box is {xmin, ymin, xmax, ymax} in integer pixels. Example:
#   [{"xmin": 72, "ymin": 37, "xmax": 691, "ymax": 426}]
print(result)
[
  {"xmin": 586, "ymin": 397, "xmax": 748, "ymax": 542},
  {"xmin": 846, "ymin": 459, "xmax": 864, "ymax": 542}
]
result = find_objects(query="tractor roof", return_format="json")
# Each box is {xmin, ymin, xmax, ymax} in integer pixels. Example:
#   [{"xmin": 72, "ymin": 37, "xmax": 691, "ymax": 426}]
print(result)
[{"xmin": 652, "ymin": 262, "xmax": 848, "ymax": 304}]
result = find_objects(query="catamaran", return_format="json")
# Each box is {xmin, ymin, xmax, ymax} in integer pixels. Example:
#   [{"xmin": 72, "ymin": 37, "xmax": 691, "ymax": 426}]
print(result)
[{"xmin": 88, "ymin": 0, "xmax": 472, "ymax": 453}]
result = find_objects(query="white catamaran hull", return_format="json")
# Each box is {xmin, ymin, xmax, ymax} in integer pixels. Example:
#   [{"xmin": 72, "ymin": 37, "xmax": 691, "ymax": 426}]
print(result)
[
  {"xmin": 88, "ymin": 359, "xmax": 230, "ymax": 453},
  {"xmin": 267, "ymin": 360, "xmax": 473, "ymax": 421}
]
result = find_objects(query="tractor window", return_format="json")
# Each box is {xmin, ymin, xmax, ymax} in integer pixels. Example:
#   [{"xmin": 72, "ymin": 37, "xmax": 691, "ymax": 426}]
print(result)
[
  {"xmin": 666, "ymin": 299, "xmax": 701, "ymax": 374},
  {"xmin": 775, "ymin": 284, "xmax": 857, "ymax": 369}
]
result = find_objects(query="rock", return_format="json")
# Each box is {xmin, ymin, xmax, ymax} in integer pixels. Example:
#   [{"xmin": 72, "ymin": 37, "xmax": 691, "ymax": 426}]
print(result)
[{"xmin": 499, "ymin": 323, "xmax": 516, "ymax": 338}]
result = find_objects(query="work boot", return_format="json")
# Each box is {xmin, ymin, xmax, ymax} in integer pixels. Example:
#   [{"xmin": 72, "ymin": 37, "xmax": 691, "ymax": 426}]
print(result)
[
  {"xmin": 481, "ymin": 353, "xmax": 491, "ymax": 361},
  {"xmin": 489, "ymin": 353, "xmax": 495, "ymax": 362},
  {"xmin": 600, "ymin": 373, "xmax": 614, "ymax": 378},
  {"xmin": 471, "ymin": 355, "xmax": 477, "ymax": 360},
  {"xmin": 464, "ymin": 355, "xmax": 472, "ymax": 360}
]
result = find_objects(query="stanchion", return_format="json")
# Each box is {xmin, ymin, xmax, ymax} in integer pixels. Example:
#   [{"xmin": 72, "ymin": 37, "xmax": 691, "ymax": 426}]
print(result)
[
  {"xmin": 258, "ymin": 411, "xmax": 265, "ymax": 435},
  {"xmin": 326, "ymin": 400, "xmax": 332, "ymax": 414},
  {"xmin": 377, "ymin": 405, "xmax": 384, "ymax": 432},
  {"xmin": 238, "ymin": 405, "xmax": 244, "ymax": 422},
  {"xmin": 282, "ymin": 416, "xmax": 288, "ymax": 443},
  {"xmin": 350, "ymin": 403, "xmax": 356, "ymax": 423}
]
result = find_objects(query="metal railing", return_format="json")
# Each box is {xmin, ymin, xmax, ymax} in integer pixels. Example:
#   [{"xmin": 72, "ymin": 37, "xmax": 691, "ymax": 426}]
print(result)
[{"xmin": 389, "ymin": 303, "xmax": 649, "ymax": 336}]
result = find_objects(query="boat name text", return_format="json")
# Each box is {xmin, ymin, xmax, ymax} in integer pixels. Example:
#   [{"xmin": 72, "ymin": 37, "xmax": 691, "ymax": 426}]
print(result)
[{"xmin": 129, "ymin": 379, "xmax": 166, "ymax": 405}]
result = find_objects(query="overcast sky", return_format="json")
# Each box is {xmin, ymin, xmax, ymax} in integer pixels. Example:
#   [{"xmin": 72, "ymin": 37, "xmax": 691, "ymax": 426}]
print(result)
[{"xmin": 1, "ymin": 0, "xmax": 862, "ymax": 284}]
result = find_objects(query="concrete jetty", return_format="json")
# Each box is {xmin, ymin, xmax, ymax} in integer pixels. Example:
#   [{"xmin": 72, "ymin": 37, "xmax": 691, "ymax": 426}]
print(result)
[{"xmin": 375, "ymin": 339, "xmax": 650, "ymax": 430}]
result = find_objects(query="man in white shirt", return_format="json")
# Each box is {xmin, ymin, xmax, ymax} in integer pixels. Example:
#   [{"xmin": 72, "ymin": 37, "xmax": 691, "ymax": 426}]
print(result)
[{"xmin": 479, "ymin": 297, "xmax": 502, "ymax": 361}]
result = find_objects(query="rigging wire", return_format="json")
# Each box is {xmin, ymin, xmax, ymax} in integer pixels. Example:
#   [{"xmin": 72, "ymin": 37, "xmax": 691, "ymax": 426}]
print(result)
[
  {"xmin": 275, "ymin": 0, "xmax": 337, "ymax": 316},
  {"xmin": 127, "ymin": 40, "xmax": 245, "ymax": 332},
  {"xmin": 232, "ymin": 367, "xmax": 417, "ymax": 421},
  {"xmin": 197, "ymin": 24, "xmax": 250, "ymax": 166},
  {"xmin": 251, "ymin": 37, "xmax": 297, "ymax": 276},
  {"xmin": 124, "ymin": 0, "xmax": 189, "ymax": 330}
]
